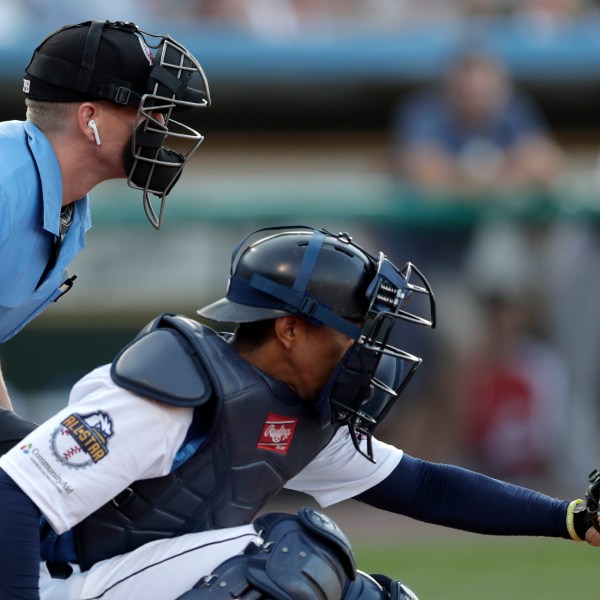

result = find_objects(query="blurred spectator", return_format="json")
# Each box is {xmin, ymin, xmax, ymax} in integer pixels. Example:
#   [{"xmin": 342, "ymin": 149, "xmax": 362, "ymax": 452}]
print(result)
[
  {"xmin": 458, "ymin": 290, "xmax": 569, "ymax": 481},
  {"xmin": 378, "ymin": 221, "xmax": 570, "ymax": 482},
  {"xmin": 384, "ymin": 46, "xmax": 565, "ymax": 409},
  {"xmin": 0, "ymin": 0, "xmax": 29, "ymax": 43},
  {"xmin": 242, "ymin": 0, "xmax": 340, "ymax": 38},
  {"xmin": 512, "ymin": 0, "xmax": 585, "ymax": 38},
  {"xmin": 391, "ymin": 46, "xmax": 564, "ymax": 197},
  {"xmin": 538, "ymin": 219, "xmax": 600, "ymax": 485},
  {"xmin": 20, "ymin": 0, "xmax": 143, "ymax": 31},
  {"xmin": 162, "ymin": 0, "xmax": 341, "ymax": 36},
  {"xmin": 453, "ymin": 223, "xmax": 569, "ymax": 483}
]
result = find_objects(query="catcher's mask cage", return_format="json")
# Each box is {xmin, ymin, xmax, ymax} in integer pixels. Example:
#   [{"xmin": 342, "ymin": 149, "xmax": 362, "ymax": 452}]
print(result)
[
  {"xmin": 319, "ymin": 258, "xmax": 436, "ymax": 461},
  {"xmin": 25, "ymin": 20, "xmax": 210, "ymax": 229},
  {"xmin": 198, "ymin": 226, "xmax": 436, "ymax": 462}
]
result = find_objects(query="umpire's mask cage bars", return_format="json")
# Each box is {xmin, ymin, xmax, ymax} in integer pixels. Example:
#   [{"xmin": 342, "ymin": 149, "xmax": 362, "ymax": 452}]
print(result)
[{"xmin": 128, "ymin": 34, "xmax": 210, "ymax": 229}]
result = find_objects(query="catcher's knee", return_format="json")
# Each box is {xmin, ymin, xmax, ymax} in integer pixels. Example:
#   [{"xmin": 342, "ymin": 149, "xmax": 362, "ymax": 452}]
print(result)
[{"xmin": 178, "ymin": 507, "xmax": 356, "ymax": 600}]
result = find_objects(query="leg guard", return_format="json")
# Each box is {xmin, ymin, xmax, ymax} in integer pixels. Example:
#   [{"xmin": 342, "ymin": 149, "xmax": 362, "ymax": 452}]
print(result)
[
  {"xmin": 178, "ymin": 508, "xmax": 356, "ymax": 600},
  {"xmin": 0, "ymin": 409, "xmax": 37, "ymax": 457},
  {"xmin": 343, "ymin": 571, "xmax": 420, "ymax": 600}
]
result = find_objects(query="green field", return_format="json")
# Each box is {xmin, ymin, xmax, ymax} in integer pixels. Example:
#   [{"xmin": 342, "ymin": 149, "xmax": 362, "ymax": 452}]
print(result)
[{"xmin": 353, "ymin": 536, "xmax": 598, "ymax": 599}]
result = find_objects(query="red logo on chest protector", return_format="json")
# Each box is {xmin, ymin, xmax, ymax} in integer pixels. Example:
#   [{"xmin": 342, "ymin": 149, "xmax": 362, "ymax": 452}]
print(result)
[{"xmin": 257, "ymin": 413, "xmax": 298, "ymax": 454}]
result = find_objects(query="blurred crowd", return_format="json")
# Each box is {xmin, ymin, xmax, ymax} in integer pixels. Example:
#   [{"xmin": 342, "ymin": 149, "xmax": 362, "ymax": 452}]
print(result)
[{"xmin": 3, "ymin": 0, "xmax": 600, "ymax": 37}]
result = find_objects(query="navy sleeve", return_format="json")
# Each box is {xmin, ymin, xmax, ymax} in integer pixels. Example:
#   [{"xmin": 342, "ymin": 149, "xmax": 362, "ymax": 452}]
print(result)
[
  {"xmin": 355, "ymin": 454, "xmax": 570, "ymax": 539},
  {"xmin": 0, "ymin": 468, "xmax": 41, "ymax": 599}
]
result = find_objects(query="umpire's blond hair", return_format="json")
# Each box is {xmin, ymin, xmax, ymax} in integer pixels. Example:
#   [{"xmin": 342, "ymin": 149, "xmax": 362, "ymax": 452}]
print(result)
[{"xmin": 25, "ymin": 99, "xmax": 77, "ymax": 135}]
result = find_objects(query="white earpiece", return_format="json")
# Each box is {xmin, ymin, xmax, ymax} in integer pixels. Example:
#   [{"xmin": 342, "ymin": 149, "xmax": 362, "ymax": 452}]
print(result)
[{"xmin": 87, "ymin": 119, "xmax": 101, "ymax": 145}]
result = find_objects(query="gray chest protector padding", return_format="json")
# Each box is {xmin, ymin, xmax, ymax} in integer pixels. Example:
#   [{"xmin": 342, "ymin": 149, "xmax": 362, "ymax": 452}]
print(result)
[
  {"xmin": 107, "ymin": 326, "xmax": 212, "ymax": 405},
  {"xmin": 74, "ymin": 313, "xmax": 338, "ymax": 571}
]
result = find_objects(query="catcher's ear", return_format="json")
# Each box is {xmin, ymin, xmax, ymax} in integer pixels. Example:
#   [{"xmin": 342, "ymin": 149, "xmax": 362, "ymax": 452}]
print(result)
[{"xmin": 275, "ymin": 316, "xmax": 299, "ymax": 349}]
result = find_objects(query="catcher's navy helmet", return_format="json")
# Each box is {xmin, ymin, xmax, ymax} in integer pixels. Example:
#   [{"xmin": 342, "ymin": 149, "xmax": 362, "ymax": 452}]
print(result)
[
  {"xmin": 24, "ymin": 20, "xmax": 210, "ymax": 229},
  {"xmin": 198, "ymin": 226, "xmax": 436, "ymax": 461},
  {"xmin": 198, "ymin": 227, "xmax": 374, "ymax": 337}
]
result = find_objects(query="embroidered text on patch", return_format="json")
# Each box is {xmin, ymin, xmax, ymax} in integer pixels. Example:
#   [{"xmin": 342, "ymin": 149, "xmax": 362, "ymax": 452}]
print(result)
[
  {"xmin": 257, "ymin": 412, "xmax": 297, "ymax": 455},
  {"xmin": 51, "ymin": 411, "xmax": 114, "ymax": 469}
]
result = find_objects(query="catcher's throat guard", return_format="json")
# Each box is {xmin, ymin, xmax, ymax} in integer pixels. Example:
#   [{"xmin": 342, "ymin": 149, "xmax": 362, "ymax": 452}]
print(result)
[{"xmin": 318, "ymin": 258, "xmax": 436, "ymax": 462}]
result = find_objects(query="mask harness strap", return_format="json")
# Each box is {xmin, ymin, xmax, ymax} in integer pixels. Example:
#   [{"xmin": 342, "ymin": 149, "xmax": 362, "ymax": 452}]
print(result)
[
  {"xmin": 291, "ymin": 229, "xmax": 325, "ymax": 294},
  {"xmin": 75, "ymin": 20, "xmax": 105, "ymax": 93}
]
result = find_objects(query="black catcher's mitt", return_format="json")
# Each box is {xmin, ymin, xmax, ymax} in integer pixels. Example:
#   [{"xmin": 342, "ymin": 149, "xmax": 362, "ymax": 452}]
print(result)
[{"xmin": 570, "ymin": 469, "xmax": 600, "ymax": 540}]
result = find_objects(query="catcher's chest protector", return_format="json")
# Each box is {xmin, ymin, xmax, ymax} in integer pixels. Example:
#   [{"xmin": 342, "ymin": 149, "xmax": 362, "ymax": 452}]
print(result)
[{"xmin": 74, "ymin": 315, "xmax": 338, "ymax": 571}]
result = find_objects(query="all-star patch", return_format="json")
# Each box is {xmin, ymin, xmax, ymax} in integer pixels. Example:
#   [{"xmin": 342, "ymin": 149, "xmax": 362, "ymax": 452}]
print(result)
[
  {"xmin": 257, "ymin": 412, "xmax": 297, "ymax": 455},
  {"xmin": 51, "ymin": 411, "xmax": 114, "ymax": 469}
]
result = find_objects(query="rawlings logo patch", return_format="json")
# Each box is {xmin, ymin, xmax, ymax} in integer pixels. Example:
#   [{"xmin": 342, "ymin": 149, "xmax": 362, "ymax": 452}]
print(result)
[
  {"xmin": 51, "ymin": 411, "xmax": 114, "ymax": 469},
  {"xmin": 257, "ymin": 413, "xmax": 297, "ymax": 455}
]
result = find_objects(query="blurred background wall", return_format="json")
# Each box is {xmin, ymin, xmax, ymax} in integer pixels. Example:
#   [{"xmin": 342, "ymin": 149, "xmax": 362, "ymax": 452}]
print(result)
[{"xmin": 3, "ymin": 0, "xmax": 600, "ymax": 495}]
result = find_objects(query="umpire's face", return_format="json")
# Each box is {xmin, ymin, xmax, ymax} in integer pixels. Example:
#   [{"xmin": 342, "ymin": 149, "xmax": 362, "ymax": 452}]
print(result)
[
  {"xmin": 82, "ymin": 101, "xmax": 164, "ymax": 180},
  {"xmin": 275, "ymin": 316, "xmax": 355, "ymax": 402}
]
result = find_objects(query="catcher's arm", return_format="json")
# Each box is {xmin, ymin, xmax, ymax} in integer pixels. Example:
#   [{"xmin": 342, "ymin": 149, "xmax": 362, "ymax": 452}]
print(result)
[{"xmin": 567, "ymin": 469, "xmax": 600, "ymax": 545}]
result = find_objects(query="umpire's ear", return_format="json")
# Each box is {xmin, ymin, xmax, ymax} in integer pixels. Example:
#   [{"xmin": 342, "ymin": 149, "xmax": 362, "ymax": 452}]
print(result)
[{"xmin": 0, "ymin": 409, "xmax": 38, "ymax": 457}]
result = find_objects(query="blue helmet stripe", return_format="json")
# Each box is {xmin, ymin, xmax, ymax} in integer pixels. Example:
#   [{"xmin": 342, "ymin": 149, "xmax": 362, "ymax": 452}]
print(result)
[{"xmin": 292, "ymin": 229, "xmax": 326, "ymax": 293}]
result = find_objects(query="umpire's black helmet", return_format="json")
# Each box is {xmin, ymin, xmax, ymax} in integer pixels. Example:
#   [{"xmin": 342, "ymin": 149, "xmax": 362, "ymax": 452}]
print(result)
[
  {"xmin": 23, "ymin": 20, "xmax": 208, "ymax": 110},
  {"xmin": 198, "ymin": 227, "xmax": 376, "ymax": 339}
]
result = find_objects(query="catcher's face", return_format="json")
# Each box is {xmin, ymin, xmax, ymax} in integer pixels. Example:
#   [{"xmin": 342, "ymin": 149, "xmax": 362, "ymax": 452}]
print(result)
[{"xmin": 285, "ymin": 318, "xmax": 355, "ymax": 403}]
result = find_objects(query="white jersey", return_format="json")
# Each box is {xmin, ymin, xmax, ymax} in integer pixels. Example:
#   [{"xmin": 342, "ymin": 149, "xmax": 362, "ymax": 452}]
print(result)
[
  {"xmin": 0, "ymin": 363, "xmax": 404, "ymax": 599},
  {"xmin": 1, "ymin": 364, "xmax": 193, "ymax": 534},
  {"xmin": 1, "ymin": 364, "xmax": 403, "ymax": 533},
  {"xmin": 285, "ymin": 427, "xmax": 403, "ymax": 506}
]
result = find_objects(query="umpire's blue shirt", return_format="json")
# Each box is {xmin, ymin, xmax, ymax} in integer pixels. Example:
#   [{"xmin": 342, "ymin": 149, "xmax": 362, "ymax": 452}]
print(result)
[{"xmin": 0, "ymin": 120, "xmax": 92, "ymax": 343}]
